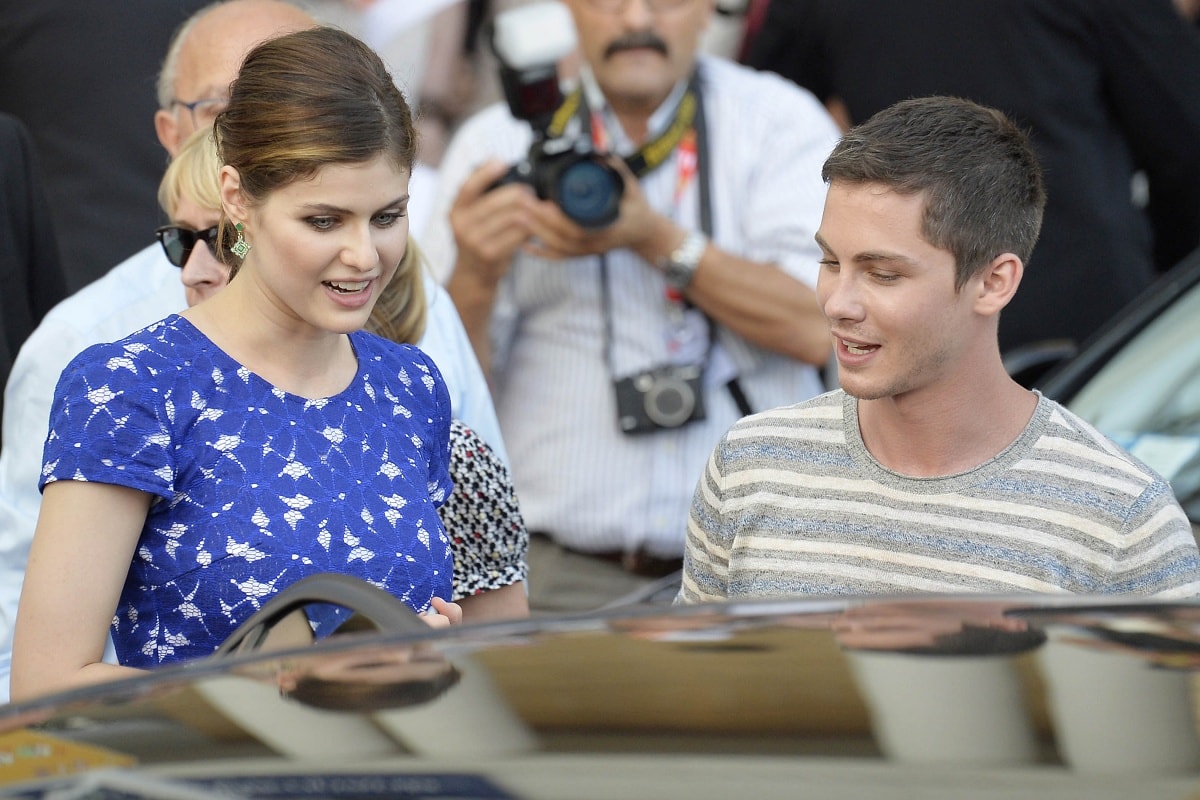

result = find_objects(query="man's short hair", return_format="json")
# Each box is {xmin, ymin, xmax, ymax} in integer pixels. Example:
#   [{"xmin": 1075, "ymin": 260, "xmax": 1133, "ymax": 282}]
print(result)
[{"xmin": 821, "ymin": 96, "xmax": 1047, "ymax": 289}]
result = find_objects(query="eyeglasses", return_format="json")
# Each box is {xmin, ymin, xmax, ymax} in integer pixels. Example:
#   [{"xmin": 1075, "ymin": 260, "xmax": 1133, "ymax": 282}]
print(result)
[
  {"xmin": 169, "ymin": 96, "xmax": 228, "ymax": 127},
  {"xmin": 581, "ymin": 0, "xmax": 693, "ymax": 11},
  {"xmin": 155, "ymin": 224, "xmax": 230, "ymax": 268}
]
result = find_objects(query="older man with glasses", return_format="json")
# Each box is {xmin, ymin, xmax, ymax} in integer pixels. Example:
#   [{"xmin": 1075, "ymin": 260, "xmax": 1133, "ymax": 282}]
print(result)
[{"xmin": 0, "ymin": 0, "xmax": 510, "ymax": 702}]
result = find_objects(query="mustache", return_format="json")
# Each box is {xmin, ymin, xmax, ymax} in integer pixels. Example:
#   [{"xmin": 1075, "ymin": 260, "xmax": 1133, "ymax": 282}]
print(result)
[{"xmin": 604, "ymin": 31, "xmax": 669, "ymax": 59}]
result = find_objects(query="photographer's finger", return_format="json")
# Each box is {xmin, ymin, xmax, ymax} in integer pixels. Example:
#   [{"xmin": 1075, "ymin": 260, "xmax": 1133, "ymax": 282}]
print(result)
[
  {"xmin": 458, "ymin": 159, "xmax": 519, "ymax": 202},
  {"xmin": 461, "ymin": 213, "xmax": 534, "ymax": 271},
  {"xmin": 526, "ymin": 199, "xmax": 600, "ymax": 255}
]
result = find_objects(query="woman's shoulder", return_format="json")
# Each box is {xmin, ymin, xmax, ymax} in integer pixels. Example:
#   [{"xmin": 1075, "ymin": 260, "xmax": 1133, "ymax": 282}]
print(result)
[
  {"xmin": 353, "ymin": 330, "xmax": 440, "ymax": 374},
  {"xmin": 61, "ymin": 314, "xmax": 199, "ymax": 380}
]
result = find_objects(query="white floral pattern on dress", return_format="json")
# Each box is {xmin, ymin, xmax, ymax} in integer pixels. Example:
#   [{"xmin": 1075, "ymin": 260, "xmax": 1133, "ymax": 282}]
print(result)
[{"xmin": 42, "ymin": 315, "xmax": 453, "ymax": 667}]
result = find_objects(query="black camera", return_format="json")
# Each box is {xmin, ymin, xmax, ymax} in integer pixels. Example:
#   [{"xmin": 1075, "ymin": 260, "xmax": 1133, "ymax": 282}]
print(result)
[
  {"xmin": 488, "ymin": 3, "xmax": 624, "ymax": 228},
  {"xmin": 492, "ymin": 139, "xmax": 624, "ymax": 229},
  {"xmin": 614, "ymin": 365, "xmax": 707, "ymax": 435}
]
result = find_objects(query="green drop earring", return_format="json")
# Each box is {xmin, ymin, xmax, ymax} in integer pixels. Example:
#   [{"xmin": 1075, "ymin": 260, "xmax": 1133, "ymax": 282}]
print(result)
[{"xmin": 231, "ymin": 222, "xmax": 252, "ymax": 259}]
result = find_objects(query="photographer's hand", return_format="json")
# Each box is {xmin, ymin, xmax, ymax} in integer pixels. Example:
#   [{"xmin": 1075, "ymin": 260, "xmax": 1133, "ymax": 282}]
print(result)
[
  {"xmin": 523, "ymin": 157, "xmax": 662, "ymax": 260},
  {"xmin": 450, "ymin": 160, "xmax": 538, "ymax": 284},
  {"xmin": 446, "ymin": 160, "xmax": 538, "ymax": 374}
]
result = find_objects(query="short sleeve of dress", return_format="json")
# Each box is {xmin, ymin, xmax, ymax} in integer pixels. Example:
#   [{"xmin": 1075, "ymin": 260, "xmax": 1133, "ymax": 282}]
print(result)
[
  {"xmin": 441, "ymin": 419, "xmax": 529, "ymax": 599},
  {"xmin": 40, "ymin": 341, "xmax": 177, "ymax": 500}
]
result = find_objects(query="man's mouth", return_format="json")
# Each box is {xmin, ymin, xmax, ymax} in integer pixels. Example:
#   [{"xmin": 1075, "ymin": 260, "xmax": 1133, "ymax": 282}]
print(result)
[
  {"xmin": 325, "ymin": 280, "xmax": 369, "ymax": 294},
  {"xmin": 842, "ymin": 339, "xmax": 879, "ymax": 355}
]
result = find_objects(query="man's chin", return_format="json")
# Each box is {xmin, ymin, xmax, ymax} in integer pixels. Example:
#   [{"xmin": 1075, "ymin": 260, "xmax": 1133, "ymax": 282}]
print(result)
[{"xmin": 838, "ymin": 378, "xmax": 897, "ymax": 402}]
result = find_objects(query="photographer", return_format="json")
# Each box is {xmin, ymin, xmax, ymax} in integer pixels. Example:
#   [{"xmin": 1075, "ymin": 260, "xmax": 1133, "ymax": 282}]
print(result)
[{"xmin": 423, "ymin": 0, "xmax": 839, "ymax": 612}]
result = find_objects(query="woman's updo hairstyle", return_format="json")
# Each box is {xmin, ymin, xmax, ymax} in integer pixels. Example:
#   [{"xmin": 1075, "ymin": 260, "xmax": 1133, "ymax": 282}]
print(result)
[{"xmin": 213, "ymin": 26, "xmax": 417, "ymax": 205}]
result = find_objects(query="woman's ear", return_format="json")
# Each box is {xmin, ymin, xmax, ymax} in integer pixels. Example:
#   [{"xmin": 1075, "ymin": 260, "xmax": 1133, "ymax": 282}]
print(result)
[
  {"xmin": 973, "ymin": 252, "xmax": 1023, "ymax": 317},
  {"xmin": 219, "ymin": 165, "xmax": 248, "ymax": 224}
]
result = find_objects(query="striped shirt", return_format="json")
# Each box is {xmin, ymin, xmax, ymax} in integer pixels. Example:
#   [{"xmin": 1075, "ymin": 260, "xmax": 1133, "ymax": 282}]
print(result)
[
  {"xmin": 679, "ymin": 390, "xmax": 1200, "ymax": 602},
  {"xmin": 424, "ymin": 55, "xmax": 840, "ymax": 556}
]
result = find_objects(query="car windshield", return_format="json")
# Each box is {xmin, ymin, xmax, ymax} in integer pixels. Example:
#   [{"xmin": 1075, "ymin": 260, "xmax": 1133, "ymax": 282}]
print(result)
[{"xmin": 1067, "ymin": 280, "xmax": 1200, "ymax": 522}]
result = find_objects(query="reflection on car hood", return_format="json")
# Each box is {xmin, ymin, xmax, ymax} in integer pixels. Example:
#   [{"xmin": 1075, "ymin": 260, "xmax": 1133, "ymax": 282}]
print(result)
[{"xmin": 4, "ymin": 594, "xmax": 1200, "ymax": 799}]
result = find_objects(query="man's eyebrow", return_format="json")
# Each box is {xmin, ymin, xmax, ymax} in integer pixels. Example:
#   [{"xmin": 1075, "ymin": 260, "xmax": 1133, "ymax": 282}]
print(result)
[
  {"xmin": 853, "ymin": 251, "xmax": 917, "ymax": 266},
  {"xmin": 814, "ymin": 234, "xmax": 916, "ymax": 266}
]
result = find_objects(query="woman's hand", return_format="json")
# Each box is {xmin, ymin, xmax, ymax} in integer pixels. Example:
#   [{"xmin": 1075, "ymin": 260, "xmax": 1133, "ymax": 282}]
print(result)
[{"xmin": 422, "ymin": 596, "xmax": 463, "ymax": 628}]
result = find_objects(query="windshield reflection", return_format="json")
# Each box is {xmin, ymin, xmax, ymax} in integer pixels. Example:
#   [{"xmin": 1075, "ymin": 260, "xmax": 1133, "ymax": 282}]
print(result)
[{"xmin": 1068, "ymin": 283, "xmax": 1200, "ymax": 521}]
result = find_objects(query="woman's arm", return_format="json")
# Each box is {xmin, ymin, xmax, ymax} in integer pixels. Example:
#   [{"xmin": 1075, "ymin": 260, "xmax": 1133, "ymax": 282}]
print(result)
[
  {"xmin": 10, "ymin": 480, "xmax": 150, "ymax": 701},
  {"xmin": 458, "ymin": 581, "xmax": 529, "ymax": 624}
]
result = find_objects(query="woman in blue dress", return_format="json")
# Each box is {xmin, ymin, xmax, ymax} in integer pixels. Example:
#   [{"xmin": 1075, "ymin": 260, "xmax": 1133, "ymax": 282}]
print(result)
[{"xmin": 11, "ymin": 27, "xmax": 460, "ymax": 700}]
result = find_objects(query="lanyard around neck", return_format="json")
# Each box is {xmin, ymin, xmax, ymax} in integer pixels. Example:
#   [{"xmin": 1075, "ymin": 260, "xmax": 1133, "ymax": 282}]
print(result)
[
  {"xmin": 595, "ymin": 69, "xmax": 715, "ymax": 378},
  {"xmin": 553, "ymin": 73, "xmax": 704, "ymax": 183}
]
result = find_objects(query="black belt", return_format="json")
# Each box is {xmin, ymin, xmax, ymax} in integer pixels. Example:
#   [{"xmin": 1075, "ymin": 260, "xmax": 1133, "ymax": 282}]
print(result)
[{"xmin": 533, "ymin": 533, "xmax": 683, "ymax": 579}]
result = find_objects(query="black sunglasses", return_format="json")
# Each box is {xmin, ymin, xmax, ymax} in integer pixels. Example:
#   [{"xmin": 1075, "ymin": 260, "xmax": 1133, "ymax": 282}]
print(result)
[{"xmin": 155, "ymin": 224, "xmax": 231, "ymax": 268}]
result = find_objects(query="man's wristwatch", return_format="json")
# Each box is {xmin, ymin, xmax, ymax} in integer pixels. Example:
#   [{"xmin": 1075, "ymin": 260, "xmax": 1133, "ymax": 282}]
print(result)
[{"xmin": 662, "ymin": 231, "xmax": 708, "ymax": 291}]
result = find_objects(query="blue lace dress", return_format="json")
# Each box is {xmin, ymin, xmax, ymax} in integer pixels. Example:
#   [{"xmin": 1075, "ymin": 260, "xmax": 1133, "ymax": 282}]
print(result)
[{"xmin": 40, "ymin": 315, "xmax": 454, "ymax": 668}]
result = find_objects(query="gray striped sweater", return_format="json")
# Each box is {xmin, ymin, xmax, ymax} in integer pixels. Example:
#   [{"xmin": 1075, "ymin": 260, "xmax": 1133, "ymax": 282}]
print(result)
[{"xmin": 679, "ymin": 390, "xmax": 1200, "ymax": 602}]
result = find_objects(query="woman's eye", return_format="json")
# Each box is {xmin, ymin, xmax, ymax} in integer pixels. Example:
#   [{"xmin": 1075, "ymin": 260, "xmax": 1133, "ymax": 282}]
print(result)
[
  {"xmin": 374, "ymin": 210, "xmax": 407, "ymax": 227},
  {"xmin": 307, "ymin": 217, "xmax": 336, "ymax": 231}
]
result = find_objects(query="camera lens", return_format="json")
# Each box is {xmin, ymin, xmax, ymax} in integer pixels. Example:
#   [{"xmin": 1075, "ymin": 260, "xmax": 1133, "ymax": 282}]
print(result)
[
  {"xmin": 644, "ymin": 375, "xmax": 696, "ymax": 429},
  {"xmin": 555, "ymin": 158, "xmax": 622, "ymax": 228}
]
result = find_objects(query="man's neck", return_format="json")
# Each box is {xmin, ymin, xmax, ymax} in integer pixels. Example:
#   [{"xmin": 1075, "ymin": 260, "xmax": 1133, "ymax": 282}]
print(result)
[
  {"xmin": 612, "ymin": 106, "xmax": 654, "ymax": 146},
  {"xmin": 582, "ymin": 67, "xmax": 690, "ymax": 148},
  {"xmin": 855, "ymin": 374, "xmax": 1038, "ymax": 478}
]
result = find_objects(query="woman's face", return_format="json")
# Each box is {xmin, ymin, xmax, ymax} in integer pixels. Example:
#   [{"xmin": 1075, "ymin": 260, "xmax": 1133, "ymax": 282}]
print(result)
[
  {"xmin": 173, "ymin": 195, "xmax": 228, "ymax": 308},
  {"xmin": 232, "ymin": 156, "xmax": 411, "ymax": 336}
]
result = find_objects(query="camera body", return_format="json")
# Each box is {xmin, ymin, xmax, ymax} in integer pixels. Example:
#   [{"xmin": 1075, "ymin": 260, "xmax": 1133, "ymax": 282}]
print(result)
[
  {"xmin": 493, "ymin": 138, "xmax": 624, "ymax": 229},
  {"xmin": 489, "ymin": 2, "xmax": 624, "ymax": 228},
  {"xmin": 614, "ymin": 364, "xmax": 707, "ymax": 435}
]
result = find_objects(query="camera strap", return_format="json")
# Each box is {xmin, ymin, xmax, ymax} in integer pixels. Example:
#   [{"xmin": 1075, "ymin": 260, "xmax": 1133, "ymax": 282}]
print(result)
[
  {"xmin": 549, "ymin": 81, "xmax": 697, "ymax": 179},
  {"xmin": 592, "ymin": 68, "xmax": 754, "ymax": 419}
]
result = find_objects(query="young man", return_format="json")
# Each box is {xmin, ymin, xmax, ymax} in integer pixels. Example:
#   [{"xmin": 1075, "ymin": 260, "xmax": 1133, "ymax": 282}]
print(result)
[
  {"xmin": 678, "ymin": 96, "xmax": 1200, "ymax": 602},
  {"xmin": 424, "ymin": 0, "xmax": 840, "ymax": 612}
]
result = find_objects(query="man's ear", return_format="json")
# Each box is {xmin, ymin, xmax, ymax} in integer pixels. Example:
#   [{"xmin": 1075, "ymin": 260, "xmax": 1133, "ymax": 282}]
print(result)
[
  {"xmin": 219, "ymin": 165, "xmax": 248, "ymax": 224},
  {"xmin": 973, "ymin": 252, "xmax": 1023, "ymax": 317},
  {"xmin": 155, "ymin": 109, "xmax": 183, "ymax": 158}
]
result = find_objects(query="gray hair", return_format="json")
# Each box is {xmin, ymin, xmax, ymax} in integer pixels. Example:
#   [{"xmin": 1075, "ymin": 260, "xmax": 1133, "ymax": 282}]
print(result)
[{"xmin": 155, "ymin": 1, "xmax": 224, "ymax": 109}]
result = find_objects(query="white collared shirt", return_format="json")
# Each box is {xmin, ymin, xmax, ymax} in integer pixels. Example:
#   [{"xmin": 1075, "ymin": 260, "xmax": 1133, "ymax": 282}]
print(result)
[{"xmin": 425, "ymin": 55, "xmax": 840, "ymax": 557}]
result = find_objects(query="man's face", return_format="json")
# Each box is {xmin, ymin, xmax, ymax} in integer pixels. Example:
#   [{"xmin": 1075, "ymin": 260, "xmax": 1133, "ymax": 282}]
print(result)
[
  {"xmin": 815, "ymin": 182, "xmax": 982, "ymax": 403},
  {"xmin": 565, "ymin": 0, "xmax": 712, "ymax": 113},
  {"xmin": 155, "ymin": 0, "xmax": 314, "ymax": 156}
]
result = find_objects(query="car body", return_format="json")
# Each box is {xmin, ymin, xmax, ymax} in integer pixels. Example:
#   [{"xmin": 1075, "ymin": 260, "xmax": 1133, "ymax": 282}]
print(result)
[{"xmin": 4, "ymin": 590, "xmax": 1200, "ymax": 799}]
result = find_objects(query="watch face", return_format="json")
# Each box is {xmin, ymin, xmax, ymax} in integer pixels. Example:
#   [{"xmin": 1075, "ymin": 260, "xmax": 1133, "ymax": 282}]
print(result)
[
  {"xmin": 666, "ymin": 261, "xmax": 693, "ymax": 290},
  {"xmin": 665, "ymin": 232, "xmax": 706, "ymax": 289}
]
